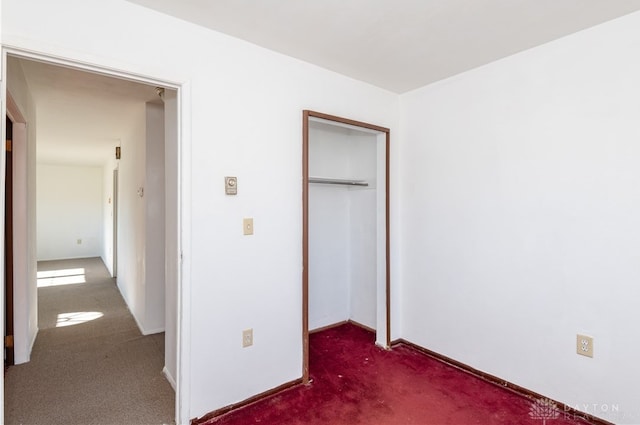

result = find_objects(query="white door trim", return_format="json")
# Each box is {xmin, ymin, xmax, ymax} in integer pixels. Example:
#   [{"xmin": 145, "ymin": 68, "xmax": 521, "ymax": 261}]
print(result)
[{"xmin": 0, "ymin": 46, "xmax": 192, "ymax": 425}]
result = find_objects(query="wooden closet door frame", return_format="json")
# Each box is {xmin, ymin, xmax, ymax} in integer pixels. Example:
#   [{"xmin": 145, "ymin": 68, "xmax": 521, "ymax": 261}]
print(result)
[{"xmin": 302, "ymin": 110, "xmax": 391, "ymax": 383}]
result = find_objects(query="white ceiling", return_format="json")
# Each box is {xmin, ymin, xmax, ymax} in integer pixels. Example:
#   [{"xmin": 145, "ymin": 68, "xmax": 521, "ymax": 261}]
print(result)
[
  {"xmin": 12, "ymin": 2, "xmax": 640, "ymax": 166},
  {"xmin": 128, "ymin": 0, "xmax": 640, "ymax": 93},
  {"xmin": 11, "ymin": 57, "xmax": 161, "ymax": 166}
]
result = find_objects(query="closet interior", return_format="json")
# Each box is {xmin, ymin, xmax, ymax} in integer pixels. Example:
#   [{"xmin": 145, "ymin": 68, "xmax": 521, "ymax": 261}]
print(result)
[{"xmin": 303, "ymin": 111, "xmax": 390, "ymax": 357}]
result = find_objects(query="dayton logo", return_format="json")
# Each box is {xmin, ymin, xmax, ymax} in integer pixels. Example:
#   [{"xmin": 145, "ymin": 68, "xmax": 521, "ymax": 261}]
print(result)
[{"xmin": 529, "ymin": 398, "xmax": 560, "ymax": 424}]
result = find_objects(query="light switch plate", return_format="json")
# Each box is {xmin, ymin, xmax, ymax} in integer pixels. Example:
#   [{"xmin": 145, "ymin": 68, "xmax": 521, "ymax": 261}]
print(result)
[
  {"xmin": 243, "ymin": 218, "xmax": 254, "ymax": 235},
  {"xmin": 243, "ymin": 329, "xmax": 253, "ymax": 348}
]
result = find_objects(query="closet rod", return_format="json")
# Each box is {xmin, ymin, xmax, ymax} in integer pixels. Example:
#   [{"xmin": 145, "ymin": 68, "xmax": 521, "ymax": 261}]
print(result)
[{"xmin": 308, "ymin": 177, "xmax": 369, "ymax": 187}]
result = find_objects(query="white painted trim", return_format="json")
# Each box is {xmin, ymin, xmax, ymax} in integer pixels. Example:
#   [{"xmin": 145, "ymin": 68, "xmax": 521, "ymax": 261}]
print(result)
[
  {"xmin": 375, "ymin": 132, "xmax": 388, "ymax": 348},
  {"xmin": 6, "ymin": 102, "xmax": 31, "ymax": 365},
  {"xmin": 310, "ymin": 116, "xmax": 383, "ymax": 135},
  {"xmin": 176, "ymin": 80, "xmax": 192, "ymax": 425},
  {"xmin": 1, "ymin": 52, "xmax": 8, "ymax": 425},
  {"xmin": 6, "ymin": 92, "xmax": 25, "ymax": 123},
  {"xmin": 28, "ymin": 327, "xmax": 38, "ymax": 359},
  {"xmin": 129, "ymin": 307, "xmax": 147, "ymax": 336},
  {"xmin": 1, "ymin": 45, "xmax": 183, "ymax": 90},
  {"xmin": 121, "ymin": 281, "xmax": 166, "ymax": 336},
  {"xmin": 163, "ymin": 366, "xmax": 177, "ymax": 391},
  {"xmin": 0, "ymin": 46, "xmax": 191, "ymax": 425},
  {"xmin": 142, "ymin": 327, "xmax": 166, "ymax": 336}
]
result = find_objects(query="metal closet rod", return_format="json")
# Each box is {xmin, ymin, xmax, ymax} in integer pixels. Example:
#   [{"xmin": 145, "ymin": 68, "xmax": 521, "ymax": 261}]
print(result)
[{"xmin": 308, "ymin": 177, "xmax": 369, "ymax": 187}]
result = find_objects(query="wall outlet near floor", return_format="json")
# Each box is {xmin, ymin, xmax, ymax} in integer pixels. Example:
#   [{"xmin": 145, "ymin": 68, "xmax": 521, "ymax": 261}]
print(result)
[
  {"xmin": 577, "ymin": 334, "xmax": 593, "ymax": 358},
  {"xmin": 242, "ymin": 329, "xmax": 253, "ymax": 348},
  {"xmin": 77, "ymin": 239, "xmax": 82, "ymax": 245}
]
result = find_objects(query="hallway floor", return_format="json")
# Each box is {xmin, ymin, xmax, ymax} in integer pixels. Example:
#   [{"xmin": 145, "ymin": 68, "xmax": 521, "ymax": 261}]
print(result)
[{"xmin": 4, "ymin": 257, "xmax": 174, "ymax": 425}]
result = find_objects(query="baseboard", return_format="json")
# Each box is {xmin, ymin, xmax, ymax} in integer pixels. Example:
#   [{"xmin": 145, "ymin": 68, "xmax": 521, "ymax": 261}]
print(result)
[
  {"xmin": 190, "ymin": 378, "xmax": 303, "ymax": 424},
  {"xmin": 142, "ymin": 327, "xmax": 165, "ymax": 336},
  {"xmin": 312, "ymin": 321, "xmax": 387, "ymax": 350},
  {"xmin": 130, "ymin": 310, "xmax": 146, "ymax": 335},
  {"xmin": 309, "ymin": 320, "xmax": 348, "ymax": 334},
  {"xmin": 13, "ymin": 327, "xmax": 39, "ymax": 365},
  {"xmin": 29, "ymin": 327, "xmax": 38, "ymax": 355},
  {"xmin": 310, "ymin": 319, "xmax": 375, "ymax": 334},
  {"xmin": 348, "ymin": 319, "xmax": 375, "ymax": 333},
  {"xmin": 162, "ymin": 366, "xmax": 177, "ymax": 391},
  {"xmin": 392, "ymin": 339, "xmax": 614, "ymax": 425},
  {"xmin": 127, "ymin": 305, "xmax": 165, "ymax": 336}
]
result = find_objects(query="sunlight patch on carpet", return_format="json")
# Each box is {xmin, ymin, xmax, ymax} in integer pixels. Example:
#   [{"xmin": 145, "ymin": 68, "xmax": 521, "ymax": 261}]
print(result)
[
  {"xmin": 37, "ymin": 268, "xmax": 86, "ymax": 287},
  {"xmin": 56, "ymin": 311, "xmax": 104, "ymax": 327}
]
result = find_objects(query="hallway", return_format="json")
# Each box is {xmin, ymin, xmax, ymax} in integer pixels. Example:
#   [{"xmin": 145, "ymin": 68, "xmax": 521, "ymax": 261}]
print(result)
[{"xmin": 4, "ymin": 257, "xmax": 174, "ymax": 425}]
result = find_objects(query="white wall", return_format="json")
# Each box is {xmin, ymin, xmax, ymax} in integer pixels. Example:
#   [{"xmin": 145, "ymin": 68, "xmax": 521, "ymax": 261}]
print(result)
[
  {"xmin": 144, "ymin": 101, "xmax": 165, "ymax": 334},
  {"xmin": 308, "ymin": 124, "xmax": 351, "ymax": 329},
  {"xmin": 6, "ymin": 57, "xmax": 38, "ymax": 365},
  {"xmin": 308, "ymin": 123, "xmax": 378, "ymax": 331},
  {"xmin": 348, "ymin": 188, "xmax": 377, "ymax": 329},
  {"xmin": 101, "ymin": 158, "xmax": 117, "ymax": 276},
  {"xmin": 6, "ymin": 1, "xmax": 640, "ymax": 424},
  {"xmin": 114, "ymin": 102, "xmax": 146, "ymax": 332},
  {"xmin": 116, "ymin": 101, "xmax": 166, "ymax": 336},
  {"xmin": 399, "ymin": 11, "xmax": 640, "ymax": 424},
  {"xmin": 1, "ymin": 1, "xmax": 400, "ymax": 421},
  {"xmin": 308, "ymin": 184, "xmax": 350, "ymax": 329},
  {"xmin": 162, "ymin": 88, "xmax": 178, "ymax": 389},
  {"xmin": 347, "ymin": 135, "xmax": 378, "ymax": 330},
  {"xmin": 36, "ymin": 164, "xmax": 103, "ymax": 260}
]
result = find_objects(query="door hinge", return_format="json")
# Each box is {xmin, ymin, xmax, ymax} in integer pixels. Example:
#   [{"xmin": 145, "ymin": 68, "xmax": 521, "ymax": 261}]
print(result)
[
  {"xmin": 5, "ymin": 335, "xmax": 14, "ymax": 348},
  {"xmin": 6, "ymin": 139, "xmax": 12, "ymax": 152}
]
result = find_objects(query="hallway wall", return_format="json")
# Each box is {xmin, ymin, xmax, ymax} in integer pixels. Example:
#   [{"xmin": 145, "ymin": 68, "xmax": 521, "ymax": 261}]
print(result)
[
  {"xmin": 143, "ymin": 101, "xmax": 165, "ymax": 334},
  {"xmin": 113, "ymin": 102, "xmax": 148, "ymax": 334},
  {"xmin": 6, "ymin": 58, "xmax": 38, "ymax": 365},
  {"xmin": 36, "ymin": 164, "xmax": 103, "ymax": 260},
  {"xmin": 102, "ymin": 159, "xmax": 117, "ymax": 277}
]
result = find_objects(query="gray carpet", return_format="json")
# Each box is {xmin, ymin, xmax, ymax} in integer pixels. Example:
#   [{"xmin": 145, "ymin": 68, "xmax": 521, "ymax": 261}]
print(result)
[{"xmin": 4, "ymin": 257, "xmax": 175, "ymax": 425}]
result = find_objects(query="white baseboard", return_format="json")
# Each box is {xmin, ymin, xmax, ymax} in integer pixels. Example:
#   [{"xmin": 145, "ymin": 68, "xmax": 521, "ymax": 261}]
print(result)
[
  {"xmin": 163, "ymin": 366, "xmax": 177, "ymax": 390},
  {"xmin": 29, "ymin": 327, "xmax": 38, "ymax": 354},
  {"xmin": 14, "ymin": 327, "xmax": 39, "ymax": 365},
  {"xmin": 116, "ymin": 282, "xmax": 165, "ymax": 336},
  {"xmin": 127, "ymin": 302, "xmax": 165, "ymax": 336},
  {"xmin": 142, "ymin": 326, "xmax": 166, "ymax": 335},
  {"xmin": 131, "ymin": 310, "xmax": 146, "ymax": 335}
]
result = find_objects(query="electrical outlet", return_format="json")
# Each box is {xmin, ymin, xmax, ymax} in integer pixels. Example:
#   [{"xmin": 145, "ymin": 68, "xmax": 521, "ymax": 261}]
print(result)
[
  {"xmin": 242, "ymin": 329, "xmax": 253, "ymax": 348},
  {"xmin": 77, "ymin": 239, "xmax": 82, "ymax": 245},
  {"xmin": 577, "ymin": 334, "xmax": 593, "ymax": 358}
]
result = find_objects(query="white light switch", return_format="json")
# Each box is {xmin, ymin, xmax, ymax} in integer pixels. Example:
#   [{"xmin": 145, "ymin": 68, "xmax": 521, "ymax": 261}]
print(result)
[
  {"xmin": 243, "ymin": 218, "xmax": 254, "ymax": 235},
  {"xmin": 243, "ymin": 329, "xmax": 253, "ymax": 348}
]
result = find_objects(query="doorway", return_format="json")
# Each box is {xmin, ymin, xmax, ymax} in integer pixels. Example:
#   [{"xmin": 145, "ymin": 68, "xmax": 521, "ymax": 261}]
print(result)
[
  {"xmin": 302, "ymin": 110, "xmax": 391, "ymax": 382},
  {"xmin": 112, "ymin": 168, "xmax": 118, "ymax": 278},
  {"xmin": 2, "ymin": 51, "xmax": 183, "ymax": 423},
  {"xmin": 4, "ymin": 116, "xmax": 14, "ymax": 367}
]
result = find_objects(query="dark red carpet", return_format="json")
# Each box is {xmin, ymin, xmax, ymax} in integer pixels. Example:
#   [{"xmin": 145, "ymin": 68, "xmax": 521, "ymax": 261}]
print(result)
[{"xmin": 198, "ymin": 323, "xmax": 592, "ymax": 424}]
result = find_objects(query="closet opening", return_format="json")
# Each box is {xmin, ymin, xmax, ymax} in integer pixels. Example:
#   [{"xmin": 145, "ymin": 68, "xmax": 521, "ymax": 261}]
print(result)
[{"xmin": 302, "ymin": 110, "xmax": 390, "ymax": 382}]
